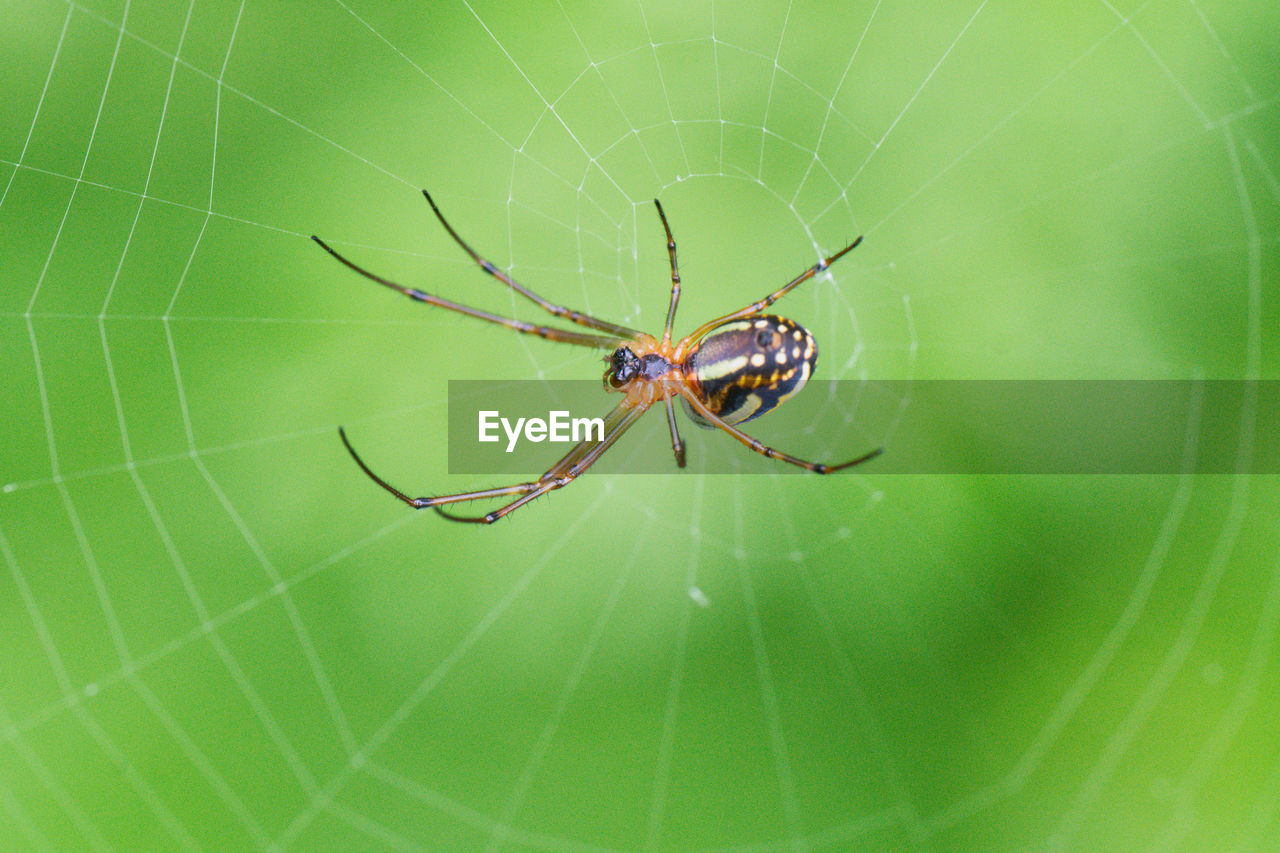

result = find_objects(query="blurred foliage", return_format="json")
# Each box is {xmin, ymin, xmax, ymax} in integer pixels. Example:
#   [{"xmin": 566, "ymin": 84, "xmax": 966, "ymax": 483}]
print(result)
[{"xmin": 1, "ymin": 0, "xmax": 1278, "ymax": 850}]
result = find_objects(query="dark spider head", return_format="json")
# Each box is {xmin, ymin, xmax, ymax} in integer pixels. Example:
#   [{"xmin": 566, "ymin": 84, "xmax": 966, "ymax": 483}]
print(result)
[{"xmin": 606, "ymin": 346, "xmax": 641, "ymax": 388}]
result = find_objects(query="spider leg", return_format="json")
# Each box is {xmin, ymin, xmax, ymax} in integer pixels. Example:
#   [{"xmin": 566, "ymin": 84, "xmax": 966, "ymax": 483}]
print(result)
[
  {"xmin": 313, "ymin": 237, "xmax": 624, "ymax": 349},
  {"xmin": 434, "ymin": 401, "xmax": 649, "ymax": 524},
  {"xmin": 662, "ymin": 393, "xmax": 686, "ymax": 468},
  {"xmin": 422, "ymin": 190, "xmax": 647, "ymax": 341},
  {"xmin": 679, "ymin": 235, "xmax": 863, "ymax": 354},
  {"xmin": 678, "ymin": 388, "xmax": 881, "ymax": 473},
  {"xmin": 653, "ymin": 199, "xmax": 681, "ymax": 347},
  {"xmin": 339, "ymin": 427, "xmax": 543, "ymax": 507},
  {"xmin": 341, "ymin": 403, "xmax": 648, "ymax": 524}
]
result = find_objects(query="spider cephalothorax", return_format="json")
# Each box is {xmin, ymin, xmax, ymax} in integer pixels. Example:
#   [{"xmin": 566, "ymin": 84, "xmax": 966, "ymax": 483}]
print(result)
[
  {"xmin": 606, "ymin": 345, "xmax": 675, "ymax": 388},
  {"xmin": 316, "ymin": 191, "xmax": 879, "ymax": 524}
]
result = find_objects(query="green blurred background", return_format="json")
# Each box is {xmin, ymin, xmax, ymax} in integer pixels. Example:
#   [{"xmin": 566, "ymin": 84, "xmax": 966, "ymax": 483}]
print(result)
[{"xmin": 2, "ymin": 0, "xmax": 1279, "ymax": 850}]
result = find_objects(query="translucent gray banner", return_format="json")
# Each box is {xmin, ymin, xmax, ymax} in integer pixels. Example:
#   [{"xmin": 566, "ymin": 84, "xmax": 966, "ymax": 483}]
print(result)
[{"xmin": 446, "ymin": 380, "xmax": 1278, "ymax": 475}]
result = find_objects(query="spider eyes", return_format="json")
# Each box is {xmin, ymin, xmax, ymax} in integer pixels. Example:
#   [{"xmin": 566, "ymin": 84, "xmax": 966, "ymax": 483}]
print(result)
[
  {"xmin": 608, "ymin": 346, "xmax": 640, "ymax": 387},
  {"xmin": 755, "ymin": 329, "xmax": 776, "ymax": 348}
]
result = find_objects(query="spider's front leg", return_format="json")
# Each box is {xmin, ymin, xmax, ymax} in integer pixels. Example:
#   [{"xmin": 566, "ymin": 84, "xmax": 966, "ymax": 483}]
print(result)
[
  {"xmin": 339, "ymin": 427, "xmax": 538, "ymax": 508},
  {"xmin": 340, "ymin": 401, "xmax": 648, "ymax": 524},
  {"xmin": 433, "ymin": 402, "xmax": 648, "ymax": 523}
]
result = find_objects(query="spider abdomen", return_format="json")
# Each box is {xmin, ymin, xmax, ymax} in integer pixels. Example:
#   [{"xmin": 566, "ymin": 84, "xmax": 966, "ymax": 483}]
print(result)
[{"xmin": 682, "ymin": 314, "xmax": 817, "ymax": 427}]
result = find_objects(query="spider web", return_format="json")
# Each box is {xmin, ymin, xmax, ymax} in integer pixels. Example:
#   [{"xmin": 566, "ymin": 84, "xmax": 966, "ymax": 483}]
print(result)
[{"xmin": 2, "ymin": 0, "xmax": 1279, "ymax": 850}]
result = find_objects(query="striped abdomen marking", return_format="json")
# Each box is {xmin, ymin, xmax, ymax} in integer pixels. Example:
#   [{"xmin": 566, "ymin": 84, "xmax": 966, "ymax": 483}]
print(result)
[{"xmin": 682, "ymin": 314, "xmax": 817, "ymax": 427}]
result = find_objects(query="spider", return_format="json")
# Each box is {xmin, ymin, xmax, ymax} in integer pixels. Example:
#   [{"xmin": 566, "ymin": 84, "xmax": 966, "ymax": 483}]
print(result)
[{"xmin": 313, "ymin": 191, "xmax": 881, "ymax": 524}]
